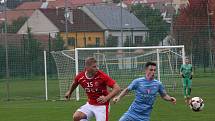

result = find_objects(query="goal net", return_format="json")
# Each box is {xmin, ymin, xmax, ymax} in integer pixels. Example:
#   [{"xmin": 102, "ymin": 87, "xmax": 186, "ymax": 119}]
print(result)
[{"xmin": 52, "ymin": 46, "xmax": 185, "ymax": 100}]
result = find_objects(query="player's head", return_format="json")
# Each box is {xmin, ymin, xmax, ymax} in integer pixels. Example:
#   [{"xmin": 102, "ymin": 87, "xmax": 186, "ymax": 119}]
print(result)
[
  {"xmin": 185, "ymin": 57, "xmax": 190, "ymax": 64},
  {"xmin": 85, "ymin": 57, "xmax": 98, "ymax": 74},
  {"xmin": 145, "ymin": 62, "xmax": 157, "ymax": 80}
]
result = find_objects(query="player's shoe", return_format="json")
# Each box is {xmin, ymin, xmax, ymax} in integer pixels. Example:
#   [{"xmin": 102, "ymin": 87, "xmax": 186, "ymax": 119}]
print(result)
[{"xmin": 185, "ymin": 96, "xmax": 191, "ymax": 105}]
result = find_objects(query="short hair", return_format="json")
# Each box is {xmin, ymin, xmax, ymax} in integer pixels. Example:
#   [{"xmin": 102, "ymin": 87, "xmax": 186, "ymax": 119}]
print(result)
[
  {"xmin": 85, "ymin": 57, "xmax": 97, "ymax": 67},
  {"xmin": 145, "ymin": 62, "xmax": 157, "ymax": 69}
]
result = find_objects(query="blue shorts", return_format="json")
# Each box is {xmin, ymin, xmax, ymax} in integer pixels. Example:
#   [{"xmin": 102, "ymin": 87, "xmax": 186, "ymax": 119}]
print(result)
[
  {"xmin": 119, "ymin": 114, "xmax": 135, "ymax": 121},
  {"xmin": 119, "ymin": 113, "xmax": 149, "ymax": 121}
]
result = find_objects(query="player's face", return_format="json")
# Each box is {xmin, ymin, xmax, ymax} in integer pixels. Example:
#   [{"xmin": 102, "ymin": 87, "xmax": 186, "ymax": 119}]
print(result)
[
  {"xmin": 145, "ymin": 65, "xmax": 156, "ymax": 80},
  {"xmin": 185, "ymin": 59, "xmax": 189, "ymax": 64},
  {"xmin": 86, "ymin": 63, "xmax": 98, "ymax": 75}
]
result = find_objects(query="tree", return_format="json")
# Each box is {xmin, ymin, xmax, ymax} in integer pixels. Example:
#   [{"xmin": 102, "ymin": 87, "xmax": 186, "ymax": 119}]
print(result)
[
  {"xmin": 23, "ymin": 27, "xmax": 42, "ymax": 75},
  {"xmin": 173, "ymin": 0, "xmax": 215, "ymax": 69},
  {"xmin": 9, "ymin": 17, "xmax": 28, "ymax": 33},
  {"xmin": 52, "ymin": 33, "xmax": 65, "ymax": 51},
  {"xmin": 106, "ymin": 35, "xmax": 118, "ymax": 47},
  {"xmin": 0, "ymin": 16, "xmax": 27, "ymax": 33},
  {"xmin": 113, "ymin": 0, "xmax": 120, "ymax": 3},
  {"xmin": 131, "ymin": 4, "xmax": 170, "ymax": 46}
]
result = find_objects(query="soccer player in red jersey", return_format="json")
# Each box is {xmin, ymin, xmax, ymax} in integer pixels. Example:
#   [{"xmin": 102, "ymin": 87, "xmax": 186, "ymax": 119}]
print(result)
[{"xmin": 65, "ymin": 57, "xmax": 121, "ymax": 121}]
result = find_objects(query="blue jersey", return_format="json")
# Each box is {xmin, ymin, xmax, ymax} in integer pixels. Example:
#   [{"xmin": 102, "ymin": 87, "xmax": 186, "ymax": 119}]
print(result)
[{"xmin": 123, "ymin": 77, "xmax": 166, "ymax": 121}]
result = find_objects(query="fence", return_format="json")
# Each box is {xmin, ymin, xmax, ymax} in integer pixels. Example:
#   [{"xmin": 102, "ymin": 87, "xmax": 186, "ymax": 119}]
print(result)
[{"xmin": 0, "ymin": 1, "xmax": 214, "ymax": 100}]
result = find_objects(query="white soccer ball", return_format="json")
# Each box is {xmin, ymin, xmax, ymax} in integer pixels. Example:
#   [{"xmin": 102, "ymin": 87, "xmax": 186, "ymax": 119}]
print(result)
[{"xmin": 189, "ymin": 97, "xmax": 204, "ymax": 112}]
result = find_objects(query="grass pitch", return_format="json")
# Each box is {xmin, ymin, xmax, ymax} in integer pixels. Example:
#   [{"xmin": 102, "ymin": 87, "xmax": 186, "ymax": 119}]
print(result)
[{"xmin": 0, "ymin": 73, "xmax": 215, "ymax": 121}]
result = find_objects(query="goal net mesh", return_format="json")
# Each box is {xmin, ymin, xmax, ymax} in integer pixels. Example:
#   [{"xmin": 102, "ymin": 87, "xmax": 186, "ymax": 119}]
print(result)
[{"xmin": 52, "ymin": 47, "xmax": 184, "ymax": 100}]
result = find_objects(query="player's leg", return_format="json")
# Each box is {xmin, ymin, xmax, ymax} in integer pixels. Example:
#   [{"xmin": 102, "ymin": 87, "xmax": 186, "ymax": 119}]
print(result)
[
  {"xmin": 183, "ymin": 78, "xmax": 188, "ymax": 99},
  {"xmin": 187, "ymin": 78, "xmax": 192, "ymax": 98},
  {"xmin": 119, "ymin": 114, "xmax": 135, "ymax": 121},
  {"xmin": 73, "ymin": 103, "xmax": 94, "ymax": 121},
  {"xmin": 93, "ymin": 104, "xmax": 109, "ymax": 121}
]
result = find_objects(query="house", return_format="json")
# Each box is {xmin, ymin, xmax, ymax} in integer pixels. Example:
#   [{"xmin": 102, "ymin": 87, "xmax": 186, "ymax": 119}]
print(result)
[
  {"xmin": 17, "ymin": 8, "xmax": 104, "ymax": 49},
  {"xmin": 81, "ymin": 5, "xmax": 148, "ymax": 47},
  {"xmin": 121, "ymin": 0, "xmax": 188, "ymax": 23},
  {"xmin": 47, "ymin": 0, "xmax": 112, "ymax": 8},
  {"xmin": 0, "ymin": 0, "xmax": 112, "ymax": 24},
  {"xmin": 18, "ymin": 5, "xmax": 148, "ymax": 48}
]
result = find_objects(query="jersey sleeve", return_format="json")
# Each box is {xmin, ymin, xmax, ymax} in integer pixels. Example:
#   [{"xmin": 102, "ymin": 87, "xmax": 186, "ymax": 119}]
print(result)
[
  {"xmin": 127, "ymin": 79, "xmax": 138, "ymax": 91},
  {"xmin": 158, "ymin": 82, "xmax": 167, "ymax": 97},
  {"xmin": 102, "ymin": 73, "xmax": 116, "ymax": 88},
  {"xmin": 74, "ymin": 72, "xmax": 83, "ymax": 84}
]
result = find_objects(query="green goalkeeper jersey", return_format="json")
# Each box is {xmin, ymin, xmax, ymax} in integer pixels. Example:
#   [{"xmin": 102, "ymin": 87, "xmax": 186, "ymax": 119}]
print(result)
[{"xmin": 180, "ymin": 64, "xmax": 192, "ymax": 78}]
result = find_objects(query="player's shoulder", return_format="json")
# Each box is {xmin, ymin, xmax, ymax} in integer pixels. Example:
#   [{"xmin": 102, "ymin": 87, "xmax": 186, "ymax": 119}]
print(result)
[
  {"xmin": 76, "ymin": 71, "xmax": 85, "ymax": 78},
  {"xmin": 152, "ymin": 79, "xmax": 163, "ymax": 84},
  {"xmin": 132, "ymin": 77, "xmax": 145, "ymax": 84},
  {"xmin": 134, "ymin": 77, "xmax": 145, "ymax": 81}
]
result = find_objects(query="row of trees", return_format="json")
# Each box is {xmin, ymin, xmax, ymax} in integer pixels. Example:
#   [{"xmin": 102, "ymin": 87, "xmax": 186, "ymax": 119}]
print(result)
[
  {"xmin": 173, "ymin": 0, "xmax": 215, "ymax": 68},
  {"xmin": 0, "ymin": 27, "xmax": 64, "ymax": 78}
]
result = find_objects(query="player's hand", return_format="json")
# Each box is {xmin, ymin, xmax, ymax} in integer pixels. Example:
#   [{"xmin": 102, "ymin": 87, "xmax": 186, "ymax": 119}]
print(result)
[
  {"xmin": 65, "ymin": 91, "xmax": 71, "ymax": 100},
  {"xmin": 170, "ymin": 97, "xmax": 176, "ymax": 104},
  {"xmin": 181, "ymin": 74, "xmax": 185, "ymax": 78},
  {"xmin": 97, "ymin": 96, "xmax": 108, "ymax": 104},
  {"xmin": 190, "ymin": 75, "xmax": 193, "ymax": 79},
  {"xmin": 112, "ymin": 97, "xmax": 120, "ymax": 104}
]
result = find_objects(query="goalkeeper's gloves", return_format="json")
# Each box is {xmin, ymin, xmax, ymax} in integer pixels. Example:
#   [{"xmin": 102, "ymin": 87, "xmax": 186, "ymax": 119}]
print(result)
[
  {"xmin": 182, "ymin": 74, "xmax": 185, "ymax": 78},
  {"xmin": 190, "ymin": 75, "xmax": 192, "ymax": 79}
]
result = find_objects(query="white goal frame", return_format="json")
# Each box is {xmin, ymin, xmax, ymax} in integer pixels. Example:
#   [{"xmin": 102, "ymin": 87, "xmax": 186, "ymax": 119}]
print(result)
[{"xmin": 74, "ymin": 45, "xmax": 185, "ymax": 101}]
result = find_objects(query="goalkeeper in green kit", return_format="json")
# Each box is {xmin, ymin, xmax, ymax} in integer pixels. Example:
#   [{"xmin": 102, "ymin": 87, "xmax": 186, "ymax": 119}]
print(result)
[{"xmin": 180, "ymin": 58, "xmax": 193, "ymax": 103}]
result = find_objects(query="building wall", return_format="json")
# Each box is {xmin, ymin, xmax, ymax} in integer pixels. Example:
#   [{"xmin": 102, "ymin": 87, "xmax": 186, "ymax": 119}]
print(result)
[
  {"xmin": 17, "ymin": 9, "xmax": 59, "ymax": 34},
  {"xmin": 61, "ymin": 31, "xmax": 104, "ymax": 49}
]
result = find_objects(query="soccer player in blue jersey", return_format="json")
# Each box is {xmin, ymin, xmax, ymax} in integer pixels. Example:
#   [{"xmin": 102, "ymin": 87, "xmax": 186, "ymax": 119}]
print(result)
[{"xmin": 113, "ymin": 62, "xmax": 176, "ymax": 121}]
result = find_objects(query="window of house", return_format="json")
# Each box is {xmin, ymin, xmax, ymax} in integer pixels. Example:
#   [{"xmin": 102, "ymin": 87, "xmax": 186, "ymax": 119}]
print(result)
[
  {"xmin": 83, "ymin": 37, "xmax": 87, "ymax": 47},
  {"xmin": 96, "ymin": 37, "xmax": 100, "ymax": 47},
  {"xmin": 135, "ymin": 36, "xmax": 143, "ymax": 45},
  {"xmin": 68, "ymin": 37, "xmax": 75, "ymax": 45}
]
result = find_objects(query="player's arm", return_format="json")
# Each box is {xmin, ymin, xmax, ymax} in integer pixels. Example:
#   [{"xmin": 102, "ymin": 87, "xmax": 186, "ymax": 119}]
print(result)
[
  {"xmin": 65, "ymin": 80, "xmax": 79, "ymax": 100},
  {"xmin": 112, "ymin": 87, "xmax": 130, "ymax": 104},
  {"xmin": 180, "ymin": 65, "xmax": 185, "ymax": 78},
  {"xmin": 106, "ymin": 83, "xmax": 121, "ymax": 100},
  {"xmin": 97, "ymin": 83, "xmax": 121, "ymax": 104},
  {"xmin": 190, "ymin": 65, "xmax": 193, "ymax": 79},
  {"xmin": 161, "ymin": 94, "xmax": 176, "ymax": 104}
]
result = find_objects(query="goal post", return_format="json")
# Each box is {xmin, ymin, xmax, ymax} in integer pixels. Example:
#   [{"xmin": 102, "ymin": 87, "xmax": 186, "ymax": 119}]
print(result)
[
  {"xmin": 51, "ymin": 45, "xmax": 185, "ymax": 100},
  {"xmin": 75, "ymin": 45, "xmax": 185, "ymax": 100}
]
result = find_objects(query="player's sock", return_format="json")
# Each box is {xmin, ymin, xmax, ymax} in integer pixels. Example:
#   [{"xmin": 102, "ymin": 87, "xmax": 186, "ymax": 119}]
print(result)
[
  {"xmin": 80, "ymin": 119, "xmax": 88, "ymax": 121},
  {"xmin": 188, "ymin": 88, "xmax": 191, "ymax": 96},
  {"xmin": 183, "ymin": 87, "xmax": 187, "ymax": 98}
]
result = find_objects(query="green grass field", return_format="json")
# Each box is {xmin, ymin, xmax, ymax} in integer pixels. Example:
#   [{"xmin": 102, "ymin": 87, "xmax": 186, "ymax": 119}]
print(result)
[{"xmin": 0, "ymin": 73, "xmax": 215, "ymax": 121}]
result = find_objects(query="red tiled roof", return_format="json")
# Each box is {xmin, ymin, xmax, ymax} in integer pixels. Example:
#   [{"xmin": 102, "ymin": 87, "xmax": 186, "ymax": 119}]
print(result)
[
  {"xmin": 16, "ymin": 1, "xmax": 43, "ymax": 10},
  {"xmin": 0, "ymin": 10, "xmax": 33, "ymax": 24},
  {"xmin": 40, "ymin": 8, "xmax": 103, "ymax": 32},
  {"xmin": 0, "ymin": 1, "xmax": 42, "ymax": 24},
  {"xmin": 48, "ymin": 0, "xmax": 104, "ymax": 8},
  {"xmin": 124, "ymin": 0, "xmax": 173, "ymax": 5}
]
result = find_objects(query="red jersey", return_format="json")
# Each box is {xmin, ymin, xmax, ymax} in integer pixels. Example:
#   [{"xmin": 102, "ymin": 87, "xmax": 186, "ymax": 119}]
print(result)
[{"xmin": 75, "ymin": 70, "xmax": 116, "ymax": 105}]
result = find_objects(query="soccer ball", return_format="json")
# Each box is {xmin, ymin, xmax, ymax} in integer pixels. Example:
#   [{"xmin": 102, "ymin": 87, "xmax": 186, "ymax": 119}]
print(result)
[{"xmin": 189, "ymin": 97, "xmax": 204, "ymax": 112}]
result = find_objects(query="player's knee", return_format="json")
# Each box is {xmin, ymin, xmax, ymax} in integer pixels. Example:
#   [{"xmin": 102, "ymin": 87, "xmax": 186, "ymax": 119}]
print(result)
[
  {"xmin": 73, "ymin": 114, "xmax": 82, "ymax": 121},
  {"xmin": 73, "ymin": 112, "xmax": 87, "ymax": 121}
]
